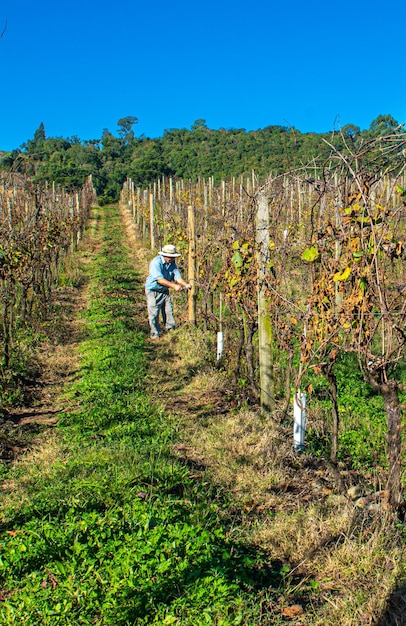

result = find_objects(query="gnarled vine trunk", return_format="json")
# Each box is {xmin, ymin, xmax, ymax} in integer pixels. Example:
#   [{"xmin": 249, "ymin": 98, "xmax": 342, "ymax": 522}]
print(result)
[
  {"xmin": 381, "ymin": 381, "xmax": 402, "ymax": 508},
  {"xmin": 324, "ymin": 364, "xmax": 339, "ymax": 464}
]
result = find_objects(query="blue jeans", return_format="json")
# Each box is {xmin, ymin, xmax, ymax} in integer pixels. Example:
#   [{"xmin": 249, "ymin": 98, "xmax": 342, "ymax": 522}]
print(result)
[{"xmin": 145, "ymin": 289, "xmax": 176, "ymax": 338}]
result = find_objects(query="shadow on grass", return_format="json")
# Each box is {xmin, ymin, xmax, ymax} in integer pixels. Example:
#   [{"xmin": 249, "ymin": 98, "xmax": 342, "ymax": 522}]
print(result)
[
  {"xmin": 122, "ymin": 549, "xmax": 302, "ymax": 624},
  {"xmin": 376, "ymin": 580, "xmax": 406, "ymax": 626}
]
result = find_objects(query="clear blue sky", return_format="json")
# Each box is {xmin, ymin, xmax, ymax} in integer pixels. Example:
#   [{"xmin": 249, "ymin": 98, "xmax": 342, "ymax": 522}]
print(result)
[{"xmin": 1, "ymin": 0, "xmax": 405, "ymax": 151}]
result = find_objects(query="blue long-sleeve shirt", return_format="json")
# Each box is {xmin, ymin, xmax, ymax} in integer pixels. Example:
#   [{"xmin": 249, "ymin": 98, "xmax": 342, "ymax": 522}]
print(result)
[{"xmin": 145, "ymin": 255, "xmax": 182, "ymax": 293}]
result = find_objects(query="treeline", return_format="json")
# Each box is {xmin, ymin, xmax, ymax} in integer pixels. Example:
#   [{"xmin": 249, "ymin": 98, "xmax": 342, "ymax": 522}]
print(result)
[{"xmin": 1, "ymin": 114, "xmax": 404, "ymax": 204}]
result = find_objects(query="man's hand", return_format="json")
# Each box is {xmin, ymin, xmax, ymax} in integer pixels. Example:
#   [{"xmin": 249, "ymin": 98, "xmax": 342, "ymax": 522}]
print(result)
[{"xmin": 174, "ymin": 284, "xmax": 183, "ymax": 292}]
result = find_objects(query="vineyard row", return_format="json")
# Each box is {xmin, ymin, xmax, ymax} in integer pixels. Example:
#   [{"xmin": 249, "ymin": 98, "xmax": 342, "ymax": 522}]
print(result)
[{"xmin": 120, "ymin": 161, "xmax": 406, "ymax": 508}]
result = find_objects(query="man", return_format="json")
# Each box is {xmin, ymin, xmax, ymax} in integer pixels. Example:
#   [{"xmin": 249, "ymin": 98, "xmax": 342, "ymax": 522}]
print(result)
[{"xmin": 145, "ymin": 244, "xmax": 191, "ymax": 339}]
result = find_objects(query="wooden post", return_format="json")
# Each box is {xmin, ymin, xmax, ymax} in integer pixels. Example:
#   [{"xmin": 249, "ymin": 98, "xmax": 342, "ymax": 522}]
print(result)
[
  {"xmin": 187, "ymin": 205, "xmax": 197, "ymax": 325},
  {"xmin": 7, "ymin": 197, "xmax": 12, "ymax": 233},
  {"xmin": 76, "ymin": 193, "xmax": 81, "ymax": 242},
  {"xmin": 256, "ymin": 191, "xmax": 274, "ymax": 413},
  {"xmin": 297, "ymin": 179, "xmax": 302, "ymax": 223},
  {"xmin": 71, "ymin": 198, "xmax": 76, "ymax": 251},
  {"xmin": 131, "ymin": 182, "xmax": 136, "ymax": 221},
  {"xmin": 149, "ymin": 192, "xmax": 155, "ymax": 250},
  {"xmin": 169, "ymin": 177, "xmax": 173, "ymax": 206}
]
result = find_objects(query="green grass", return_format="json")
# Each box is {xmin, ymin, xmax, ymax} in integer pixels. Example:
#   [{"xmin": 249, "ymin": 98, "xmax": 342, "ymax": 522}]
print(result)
[
  {"xmin": 303, "ymin": 353, "xmax": 398, "ymax": 469},
  {"xmin": 0, "ymin": 207, "xmax": 282, "ymax": 625}
]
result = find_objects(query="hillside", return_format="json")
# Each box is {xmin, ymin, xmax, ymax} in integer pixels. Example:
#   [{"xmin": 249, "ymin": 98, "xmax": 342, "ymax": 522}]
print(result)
[
  {"xmin": 1, "ymin": 114, "xmax": 403, "ymax": 204},
  {"xmin": 0, "ymin": 203, "xmax": 405, "ymax": 625}
]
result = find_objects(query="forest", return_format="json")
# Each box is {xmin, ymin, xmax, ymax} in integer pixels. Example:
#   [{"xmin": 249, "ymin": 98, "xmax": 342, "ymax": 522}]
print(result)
[{"xmin": 0, "ymin": 114, "xmax": 403, "ymax": 204}]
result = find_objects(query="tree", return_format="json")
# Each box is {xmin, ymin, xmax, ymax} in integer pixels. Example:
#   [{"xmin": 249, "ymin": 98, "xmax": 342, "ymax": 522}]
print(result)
[
  {"xmin": 191, "ymin": 119, "xmax": 208, "ymax": 131},
  {"xmin": 368, "ymin": 115, "xmax": 401, "ymax": 136},
  {"xmin": 117, "ymin": 116, "xmax": 138, "ymax": 145},
  {"xmin": 342, "ymin": 124, "xmax": 360, "ymax": 138},
  {"xmin": 129, "ymin": 141, "xmax": 172, "ymax": 185},
  {"xmin": 101, "ymin": 129, "xmax": 123, "ymax": 159},
  {"xmin": 33, "ymin": 122, "xmax": 46, "ymax": 143},
  {"xmin": 26, "ymin": 122, "xmax": 46, "ymax": 155}
]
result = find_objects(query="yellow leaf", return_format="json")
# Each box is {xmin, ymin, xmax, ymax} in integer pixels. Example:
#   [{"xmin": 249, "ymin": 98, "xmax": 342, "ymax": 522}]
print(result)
[
  {"xmin": 350, "ymin": 237, "xmax": 360, "ymax": 251},
  {"xmin": 333, "ymin": 267, "xmax": 352, "ymax": 282}
]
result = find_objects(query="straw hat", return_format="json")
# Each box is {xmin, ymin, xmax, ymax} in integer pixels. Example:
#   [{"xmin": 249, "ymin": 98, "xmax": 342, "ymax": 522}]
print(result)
[{"xmin": 159, "ymin": 244, "xmax": 181, "ymax": 258}]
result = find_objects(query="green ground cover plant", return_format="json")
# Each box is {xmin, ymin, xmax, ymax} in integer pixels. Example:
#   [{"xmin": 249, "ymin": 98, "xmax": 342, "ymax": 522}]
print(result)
[
  {"xmin": 305, "ymin": 354, "xmax": 389, "ymax": 469},
  {"xmin": 0, "ymin": 207, "xmax": 285, "ymax": 625}
]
